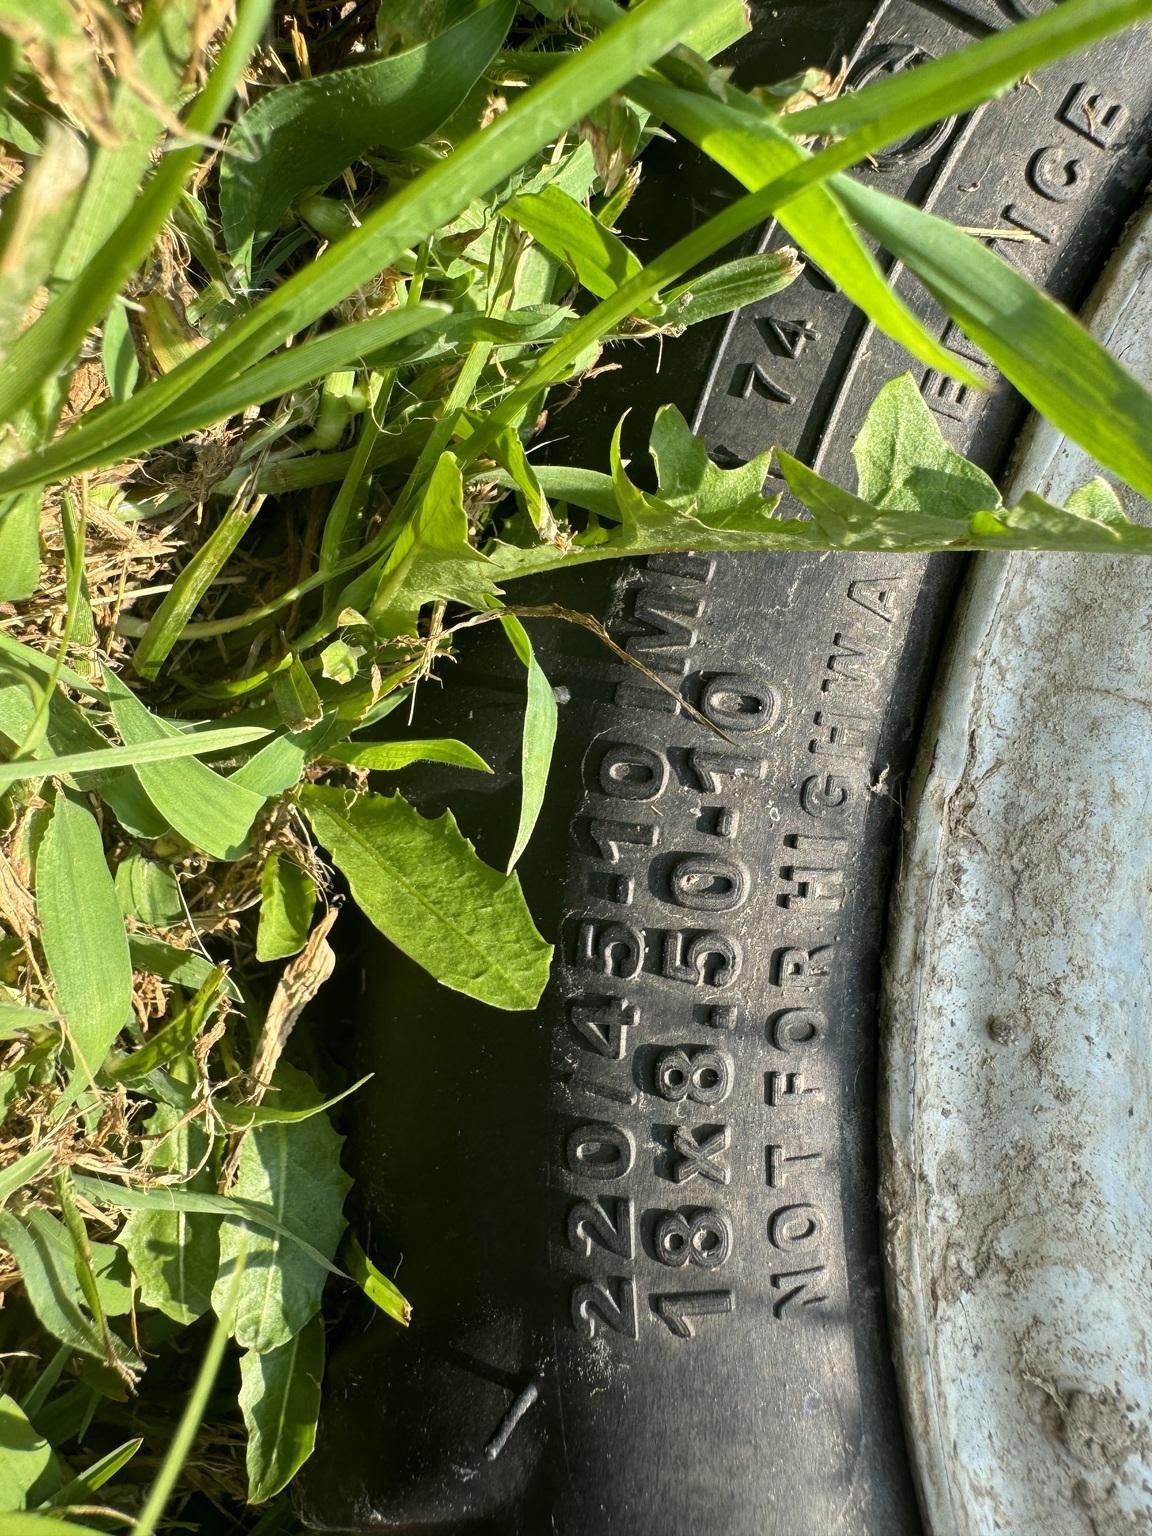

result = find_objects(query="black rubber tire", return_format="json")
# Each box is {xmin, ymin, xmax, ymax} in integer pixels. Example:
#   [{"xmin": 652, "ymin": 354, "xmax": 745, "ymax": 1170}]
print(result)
[{"xmin": 298, "ymin": 5, "xmax": 1152, "ymax": 1532}]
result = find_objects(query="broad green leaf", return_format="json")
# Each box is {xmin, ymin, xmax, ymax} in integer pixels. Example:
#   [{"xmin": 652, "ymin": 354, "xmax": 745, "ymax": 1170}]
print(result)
[
  {"xmin": 503, "ymin": 182, "xmax": 642, "ymax": 300},
  {"xmin": 834, "ymin": 176, "xmax": 1152, "ymax": 500},
  {"xmin": 256, "ymin": 853, "xmax": 318, "ymax": 963},
  {"xmin": 500, "ymin": 615, "xmax": 557, "ymax": 873},
  {"xmin": 212, "ymin": 1064, "xmax": 350, "ymax": 1353},
  {"xmin": 369, "ymin": 455, "xmax": 499, "ymax": 634},
  {"xmin": 633, "ymin": 78, "xmax": 977, "ymax": 385},
  {"xmin": 852, "ymin": 374, "xmax": 999, "ymax": 516},
  {"xmin": 323, "ymin": 738, "xmax": 491, "ymax": 773},
  {"xmin": 44, "ymin": 1437, "xmax": 141, "ymax": 1509},
  {"xmin": 36, "ymin": 794, "xmax": 132, "ymax": 1080},
  {"xmin": 0, "ymin": 0, "xmax": 710, "ymax": 490},
  {"xmin": 319, "ymin": 639, "xmax": 364, "ymax": 685},
  {"xmin": 104, "ymin": 673, "xmax": 267, "ymax": 861},
  {"xmin": 221, "ymin": 0, "xmax": 517, "ymax": 273},
  {"xmin": 115, "ymin": 852, "xmax": 183, "ymax": 929},
  {"xmin": 300, "ymin": 785, "xmax": 552, "ymax": 1010},
  {"xmin": 76, "ymin": 1175, "xmax": 347, "ymax": 1281},
  {"xmin": 0, "ymin": 1210, "xmax": 133, "ymax": 1363},
  {"xmin": 239, "ymin": 1314, "xmax": 324, "ymax": 1503},
  {"xmin": 777, "ymin": 448, "xmax": 966, "ymax": 547},
  {"xmin": 343, "ymin": 1233, "xmax": 412, "ymax": 1327},
  {"xmin": 116, "ymin": 1084, "xmax": 218, "ymax": 1326},
  {"xmin": 0, "ymin": 1394, "xmax": 60, "ymax": 1511}
]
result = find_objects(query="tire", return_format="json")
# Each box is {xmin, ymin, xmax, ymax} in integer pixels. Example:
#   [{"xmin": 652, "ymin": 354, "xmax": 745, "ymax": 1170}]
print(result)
[{"xmin": 298, "ymin": 6, "xmax": 1152, "ymax": 1533}]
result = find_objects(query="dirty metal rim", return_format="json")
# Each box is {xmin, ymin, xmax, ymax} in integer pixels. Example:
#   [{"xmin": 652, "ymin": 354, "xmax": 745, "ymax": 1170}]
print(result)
[{"xmin": 882, "ymin": 202, "xmax": 1152, "ymax": 1535}]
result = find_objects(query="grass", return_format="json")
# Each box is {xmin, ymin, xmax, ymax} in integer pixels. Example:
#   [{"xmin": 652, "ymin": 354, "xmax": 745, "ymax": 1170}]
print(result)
[{"xmin": 1, "ymin": 0, "xmax": 1151, "ymax": 1529}]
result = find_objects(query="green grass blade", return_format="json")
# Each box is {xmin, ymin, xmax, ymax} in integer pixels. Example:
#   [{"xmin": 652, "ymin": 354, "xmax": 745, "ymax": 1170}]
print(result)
[
  {"xmin": 834, "ymin": 176, "xmax": 1152, "ymax": 499},
  {"xmin": 0, "ymin": 723, "xmax": 270, "ymax": 792},
  {"xmin": 87, "ymin": 302, "xmax": 452, "ymax": 470},
  {"xmin": 499, "ymin": 614, "xmax": 557, "ymax": 873},
  {"xmin": 633, "ymin": 79, "xmax": 978, "ymax": 384},
  {"xmin": 43, "ymin": 1436, "xmax": 143, "ymax": 1508},
  {"xmin": 130, "ymin": 1243, "xmax": 247, "ymax": 1536},
  {"xmin": 0, "ymin": 0, "xmax": 726, "ymax": 494},
  {"xmin": 0, "ymin": 1143, "xmax": 55, "ymax": 1210},
  {"xmin": 0, "ymin": 0, "xmax": 273, "ymax": 430},
  {"xmin": 133, "ymin": 475, "xmax": 266, "ymax": 680},
  {"xmin": 786, "ymin": 0, "xmax": 1152, "ymax": 149}
]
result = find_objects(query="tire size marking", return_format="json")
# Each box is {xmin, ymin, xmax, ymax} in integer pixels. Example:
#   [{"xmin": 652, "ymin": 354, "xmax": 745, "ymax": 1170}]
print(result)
[{"xmin": 559, "ymin": 546, "xmax": 921, "ymax": 1341}]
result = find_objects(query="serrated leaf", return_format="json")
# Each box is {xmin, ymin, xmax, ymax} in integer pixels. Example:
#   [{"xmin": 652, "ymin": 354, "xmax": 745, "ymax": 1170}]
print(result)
[
  {"xmin": 239, "ymin": 1314, "xmax": 324, "ymax": 1503},
  {"xmin": 36, "ymin": 794, "xmax": 132, "ymax": 1080},
  {"xmin": 256, "ymin": 853, "xmax": 317, "ymax": 963},
  {"xmin": 300, "ymin": 785, "xmax": 552, "ymax": 1010},
  {"xmin": 323, "ymin": 737, "xmax": 491, "ymax": 774},
  {"xmin": 851, "ymin": 374, "xmax": 999, "ymax": 517},
  {"xmin": 500, "ymin": 615, "xmax": 557, "ymax": 873},
  {"xmin": 104, "ymin": 673, "xmax": 267, "ymax": 861},
  {"xmin": 221, "ymin": 0, "xmax": 516, "ymax": 273},
  {"xmin": 0, "ymin": 1394, "xmax": 60, "ymax": 1511},
  {"xmin": 116, "ymin": 1079, "xmax": 218, "ymax": 1326},
  {"xmin": 649, "ymin": 404, "xmax": 776, "ymax": 527},
  {"xmin": 835, "ymin": 175, "xmax": 1152, "ymax": 501},
  {"xmin": 212, "ymin": 1064, "xmax": 350, "ymax": 1353}
]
